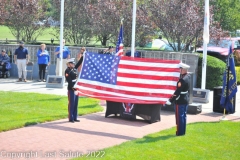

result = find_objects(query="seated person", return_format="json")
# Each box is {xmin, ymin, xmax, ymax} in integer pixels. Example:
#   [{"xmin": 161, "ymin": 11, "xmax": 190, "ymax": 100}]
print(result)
[{"xmin": 0, "ymin": 49, "xmax": 10, "ymax": 77}]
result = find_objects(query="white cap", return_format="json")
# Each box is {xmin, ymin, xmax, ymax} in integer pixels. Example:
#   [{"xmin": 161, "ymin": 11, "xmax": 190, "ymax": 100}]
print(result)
[
  {"xmin": 179, "ymin": 62, "xmax": 190, "ymax": 69},
  {"xmin": 67, "ymin": 58, "xmax": 75, "ymax": 64}
]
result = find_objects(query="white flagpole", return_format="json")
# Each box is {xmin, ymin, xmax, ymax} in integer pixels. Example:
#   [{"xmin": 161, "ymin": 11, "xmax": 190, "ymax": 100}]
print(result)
[
  {"xmin": 201, "ymin": 0, "xmax": 210, "ymax": 89},
  {"xmin": 59, "ymin": 0, "xmax": 64, "ymax": 76},
  {"xmin": 131, "ymin": 0, "xmax": 137, "ymax": 57}
]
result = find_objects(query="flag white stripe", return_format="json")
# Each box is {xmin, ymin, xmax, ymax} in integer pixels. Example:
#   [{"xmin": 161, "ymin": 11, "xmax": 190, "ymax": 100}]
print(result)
[
  {"xmin": 74, "ymin": 85, "xmax": 169, "ymax": 101},
  {"xmin": 118, "ymin": 68, "xmax": 180, "ymax": 77},
  {"xmin": 75, "ymin": 79, "xmax": 175, "ymax": 94},
  {"xmin": 117, "ymin": 77, "xmax": 177, "ymax": 86},
  {"xmin": 120, "ymin": 60, "xmax": 180, "ymax": 68}
]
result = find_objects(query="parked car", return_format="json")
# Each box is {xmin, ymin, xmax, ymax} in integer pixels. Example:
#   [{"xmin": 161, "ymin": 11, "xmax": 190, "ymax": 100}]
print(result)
[{"xmin": 196, "ymin": 37, "xmax": 240, "ymax": 62}]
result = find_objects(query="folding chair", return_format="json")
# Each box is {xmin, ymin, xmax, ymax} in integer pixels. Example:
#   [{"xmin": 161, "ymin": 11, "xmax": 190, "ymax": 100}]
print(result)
[{"xmin": 26, "ymin": 62, "xmax": 34, "ymax": 80}]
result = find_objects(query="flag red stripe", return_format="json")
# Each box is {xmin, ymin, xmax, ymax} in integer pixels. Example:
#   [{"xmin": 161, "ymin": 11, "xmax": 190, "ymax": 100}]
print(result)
[
  {"xmin": 118, "ymin": 64, "xmax": 180, "ymax": 72},
  {"xmin": 120, "ymin": 56, "xmax": 180, "ymax": 63},
  {"xmin": 117, "ymin": 72, "xmax": 179, "ymax": 81},
  {"xmin": 116, "ymin": 81, "xmax": 177, "ymax": 90},
  {"xmin": 76, "ymin": 88, "xmax": 166, "ymax": 104},
  {"xmin": 77, "ymin": 82, "xmax": 173, "ymax": 98}
]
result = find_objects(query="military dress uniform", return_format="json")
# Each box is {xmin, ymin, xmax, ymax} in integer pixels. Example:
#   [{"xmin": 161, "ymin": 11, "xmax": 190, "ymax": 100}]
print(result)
[{"xmin": 166, "ymin": 63, "xmax": 191, "ymax": 136}]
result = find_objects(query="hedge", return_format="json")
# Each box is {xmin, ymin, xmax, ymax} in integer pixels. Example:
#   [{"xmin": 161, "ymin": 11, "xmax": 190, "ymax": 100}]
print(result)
[
  {"xmin": 196, "ymin": 55, "xmax": 226, "ymax": 90},
  {"xmin": 235, "ymin": 66, "xmax": 240, "ymax": 85}
]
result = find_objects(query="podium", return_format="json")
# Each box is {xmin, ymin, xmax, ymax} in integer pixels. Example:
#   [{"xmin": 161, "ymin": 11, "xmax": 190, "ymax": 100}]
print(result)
[{"xmin": 105, "ymin": 101, "xmax": 162, "ymax": 124}]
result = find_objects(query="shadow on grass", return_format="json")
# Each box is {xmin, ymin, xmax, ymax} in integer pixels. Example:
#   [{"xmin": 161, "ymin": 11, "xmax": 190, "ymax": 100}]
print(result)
[
  {"xmin": 3, "ymin": 97, "xmax": 65, "ymax": 105},
  {"xmin": 136, "ymin": 134, "xmax": 175, "ymax": 143},
  {"xmin": 80, "ymin": 104, "xmax": 100, "ymax": 109},
  {"xmin": 25, "ymin": 121, "xmax": 38, "ymax": 126}
]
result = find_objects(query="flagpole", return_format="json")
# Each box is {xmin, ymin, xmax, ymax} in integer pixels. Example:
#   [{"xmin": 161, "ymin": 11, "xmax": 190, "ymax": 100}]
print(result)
[
  {"xmin": 201, "ymin": 0, "xmax": 209, "ymax": 89},
  {"xmin": 221, "ymin": 55, "xmax": 230, "ymax": 121},
  {"xmin": 131, "ymin": 0, "xmax": 137, "ymax": 57},
  {"xmin": 221, "ymin": 108, "xmax": 228, "ymax": 120},
  {"xmin": 59, "ymin": 0, "xmax": 64, "ymax": 76}
]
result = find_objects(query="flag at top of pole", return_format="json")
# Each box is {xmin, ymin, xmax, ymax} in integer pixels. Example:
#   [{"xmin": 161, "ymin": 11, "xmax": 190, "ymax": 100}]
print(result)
[
  {"xmin": 220, "ymin": 44, "xmax": 238, "ymax": 113},
  {"xmin": 203, "ymin": 0, "xmax": 209, "ymax": 44},
  {"xmin": 116, "ymin": 20, "xmax": 124, "ymax": 56}
]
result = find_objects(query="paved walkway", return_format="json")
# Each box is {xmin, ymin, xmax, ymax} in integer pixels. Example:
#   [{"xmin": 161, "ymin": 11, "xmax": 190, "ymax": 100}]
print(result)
[{"xmin": 0, "ymin": 79, "xmax": 239, "ymax": 160}]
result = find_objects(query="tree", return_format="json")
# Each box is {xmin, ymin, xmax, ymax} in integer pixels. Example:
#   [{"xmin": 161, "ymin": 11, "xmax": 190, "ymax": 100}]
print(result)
[
  {"xmin": 51, "ymin": 0, "xmax": 94, "ymax": 45},
  {"xmin": 211, "ymin": 0, "xmax": 240, "ymax": 34},
  {"xmin": 3, "ymin": 0, "xmax": 48, "ymax": 42},
  {"xmin": 88, "ymin": 0, "xmax": 156, "ymax": 47},
  {"xmin": 141, "ymin": 0, "xmax": 205, "ymax": 51},
  {"xmin": 141, "ymin": 0, "xmax": 228, "ymax": 52},
  {"xmin": 0, "ymin": 0, "xmax": 8, "ymax": 24}
]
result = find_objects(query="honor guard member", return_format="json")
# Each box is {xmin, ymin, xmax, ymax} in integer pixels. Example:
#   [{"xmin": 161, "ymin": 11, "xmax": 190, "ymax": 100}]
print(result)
[
  {"xmin": 65, "ymin": 58, "xmax": 80, "ymax": 123},
  {"xmin": 166, "ymin": 63, "xmax": 191, "ymax": 136}
]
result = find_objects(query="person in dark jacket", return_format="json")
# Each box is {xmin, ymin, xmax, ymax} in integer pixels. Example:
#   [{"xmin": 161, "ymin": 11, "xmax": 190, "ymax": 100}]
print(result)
[
  {"xmin": 14, "ymin": 41, "xmax": 29, "ymax": 82},
  {"xmin": 105, "ymin": 46, "xmax": 115, "ymax": 55},
  {"xmin": 37, "ymin": 44, "xmax": 50, "ymax": 82},
  {"xmin": 166, "ymin": 63, "xmax": 191, "ymax": 136},
  {"xmin": 65, "ymin": 57, "xmax": 83, "ymax": 123},
  {"xmin": 0, "ymin": 49, "xmax": 10, "ymax": 77}
]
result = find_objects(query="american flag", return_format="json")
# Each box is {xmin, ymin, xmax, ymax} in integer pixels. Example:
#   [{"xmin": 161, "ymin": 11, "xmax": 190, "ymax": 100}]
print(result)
[
  {"xmin": 74, "ymin": 52, "xmax": 180, "ymax": 104},
  {"xmin": 115, "ymin": 23, "xmax": 124, "ymax": 56}
]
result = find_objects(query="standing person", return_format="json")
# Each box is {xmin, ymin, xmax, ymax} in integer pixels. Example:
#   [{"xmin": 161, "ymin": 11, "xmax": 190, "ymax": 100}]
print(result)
[
  {"xmin": 105, "ymin": 46, "xmax": 115, "ymax": 55},
  {"xmin": 0, "ymin": 49, "xmax": 10, "ymax": 77},
  {"xmin": 65, "ymin": 58, "xmax": 81, "ymax": 123},
  {"xmin": 55, "ymin": 39, "xmax": 70, "ymax": 76},
  {"xmin": 14, "ymin": 41, "xmax": 29, "ymax": 82},
  {"xmin": 37, "ymin": 44, "xmax": 50, "ymax": 82},
  {"xmin": 166, "ymin": 63, "xmax": 191, "ymax": 136}
]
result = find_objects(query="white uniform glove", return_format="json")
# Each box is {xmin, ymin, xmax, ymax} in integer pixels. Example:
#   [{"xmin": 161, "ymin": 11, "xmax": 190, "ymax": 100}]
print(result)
[
  {"xmin": 165, "ymin": 100, "xmax": 171, "ymax": 105},
  {"xmin": 74, "ymin": 90, "xmax": 79, "ymax": 95}
]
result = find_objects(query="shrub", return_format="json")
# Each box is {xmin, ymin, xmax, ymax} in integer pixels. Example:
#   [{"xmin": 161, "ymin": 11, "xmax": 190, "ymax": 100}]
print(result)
[
  {"xmin": 235, "ymin": 66, "xmax": 240, "ymax": 85},
  {"xmin": 196, "ymin": 54, "xmax": 226, "ymax": 90}
]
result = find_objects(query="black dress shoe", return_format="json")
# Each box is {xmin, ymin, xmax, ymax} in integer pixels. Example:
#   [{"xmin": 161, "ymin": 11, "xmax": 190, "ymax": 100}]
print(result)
[
  {"xmin": 74, "ymin": 120, "xmax": 80, "ymax": 122},
  {"xmin": 69, "ymin": 120, "xmax": 74, "ymax": 123}
]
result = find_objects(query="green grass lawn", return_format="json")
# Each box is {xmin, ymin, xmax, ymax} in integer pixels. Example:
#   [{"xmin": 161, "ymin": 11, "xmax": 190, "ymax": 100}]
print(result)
[
  {"xmin": 0, "ymin": 25, "xmax": 102, "ymax": 46},
  {"xmin": 0, "ymin": 25, "xmax": 55, "ymax": 42},
  {"xmin": 75, "ymin": 121, "xmax": 240, "ymax": 160},
  {"xmin": 0, "ymin": 91, "xmax": 103, "ymax": 132}
]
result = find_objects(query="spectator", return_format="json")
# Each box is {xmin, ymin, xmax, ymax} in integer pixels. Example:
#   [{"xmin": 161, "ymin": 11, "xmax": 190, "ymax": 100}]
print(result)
[
  {"xmin": 105, "ymin": 46, "xmax": 115, "ymax": 55},
  {"xmin": 0, "ymin": 49, "xmax": 10, "ymax": 77},
  {"xmin": 14, "ymin": 41, "xmax": 28, "ymax": 82},
  {"xmin": 55, "ymin": 39, "xmax": 70, "ymax": 76},
  {"xmin": 37, "ymin": 44, "xmax": 50, "ymax": 82}
]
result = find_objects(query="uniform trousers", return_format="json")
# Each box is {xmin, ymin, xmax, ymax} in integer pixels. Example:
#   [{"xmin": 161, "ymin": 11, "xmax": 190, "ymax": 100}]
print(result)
[
  {"xmin": 68, "ymin": 90, "xmax": 79, "ymax": 121},
  {"xmin": 175, "ymin": 104, "xmax": 188, "ymax": 136},
  {"xmin": 17, "ymin": 59, "xmax": 27, "ymax": 79}
]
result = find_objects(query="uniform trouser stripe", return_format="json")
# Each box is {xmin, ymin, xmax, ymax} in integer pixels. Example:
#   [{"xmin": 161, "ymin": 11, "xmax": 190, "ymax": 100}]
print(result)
[
  {"xmin": 68, "ymin": 90, "xmax": 79, "ymax": 121},
  {"xmin": 68, "ymin": 91, "xmax": 70, "ymax": 120},
  {"xmin": 175, "ymin": 105, "xmax": 179, "ymax": 135}
]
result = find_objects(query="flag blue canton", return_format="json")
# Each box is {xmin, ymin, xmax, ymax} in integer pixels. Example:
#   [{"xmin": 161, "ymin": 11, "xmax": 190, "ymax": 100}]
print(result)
[
  {"xmin": 80, "ymin": 52, "xmax": 121, "ymax": 85},
  {"xmin": 116, "ymin": 24, "xmax": 123, "ymax": 53}
]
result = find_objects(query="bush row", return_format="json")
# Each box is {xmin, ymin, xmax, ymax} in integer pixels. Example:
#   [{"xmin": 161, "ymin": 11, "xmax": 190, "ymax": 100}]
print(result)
[
  {"xmin": 235, "ymin": 66, "xmax": 240, "ymax": 85},
  {"xmin": 196, "ymin": 55, "xmax": 226, "ymax": 90}
]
